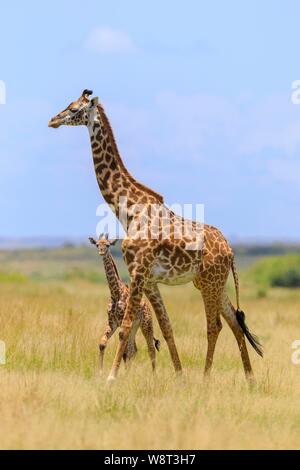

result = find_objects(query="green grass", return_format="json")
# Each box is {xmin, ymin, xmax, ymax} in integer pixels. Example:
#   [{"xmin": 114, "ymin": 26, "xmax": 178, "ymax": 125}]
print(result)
[
  {"xmin": 1, "ymin": 278, "xmax": 300, "ymax": 449},
  {"xmin": 1, "ymin": 247, "xmax": 300, "ymax": 449},
  {"xmin": 0, "ymin": 271, "xmax": 28, "ymax": 283},
  {"xmin": 0, "ymin": 246, "xmax": 129, "ymax": 284}
]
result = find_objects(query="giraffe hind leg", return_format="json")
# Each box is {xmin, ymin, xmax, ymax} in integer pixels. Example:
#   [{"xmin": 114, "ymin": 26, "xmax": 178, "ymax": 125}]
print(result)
[
  {"xmin": 220, "ymin": 293, "xmax": 256, "ymax": 384},
  {"xmin": 194, "ymin": 273, "xmax": 256, "ymax": 384},
  {"xmin": 193, "ymin": 277, "xmax": 223, "ymax": 378}
]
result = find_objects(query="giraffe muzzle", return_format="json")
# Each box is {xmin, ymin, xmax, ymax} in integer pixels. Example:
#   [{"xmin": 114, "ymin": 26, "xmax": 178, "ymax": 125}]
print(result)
[{"xmin": 48, "ymin": 118, "xmax": 62, "ymax": 128}]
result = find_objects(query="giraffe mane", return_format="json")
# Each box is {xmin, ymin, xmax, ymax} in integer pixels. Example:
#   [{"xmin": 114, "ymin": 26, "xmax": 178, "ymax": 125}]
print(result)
[
  {"xmin": 97, "ymin": 104, "xmax": 164, "ymax": 204},
  {"xmin": 108, "ymin": 250, "xmax": 122, "ymax": 282}
]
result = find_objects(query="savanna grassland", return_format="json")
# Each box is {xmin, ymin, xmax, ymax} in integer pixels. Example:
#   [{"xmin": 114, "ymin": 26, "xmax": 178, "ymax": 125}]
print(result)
[{"xmin": 0, "ymin": 245, "xmax": 300, "ymax": 450}]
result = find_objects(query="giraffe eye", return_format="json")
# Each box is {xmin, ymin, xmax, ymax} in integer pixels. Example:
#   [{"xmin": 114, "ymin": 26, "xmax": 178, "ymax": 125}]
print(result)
[{"xmin": 70, "ymin": 108, "xmax": 77, "ymax": 113}]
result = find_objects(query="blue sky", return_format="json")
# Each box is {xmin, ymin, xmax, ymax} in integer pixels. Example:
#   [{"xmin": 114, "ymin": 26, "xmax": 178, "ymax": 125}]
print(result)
[{"xmin": 0, "ymin": 0, "xmax": 300, "ymax": 241}]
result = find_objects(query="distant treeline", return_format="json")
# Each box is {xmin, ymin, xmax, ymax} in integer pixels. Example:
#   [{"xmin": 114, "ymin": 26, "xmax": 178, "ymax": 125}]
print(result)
[
  {"xmin": 232, "ymin": 244, "xmax": 300, "ymax": 257},
  {"xmin": 1, "ymin": 239, "xmax": 300, "ymax": 257}
]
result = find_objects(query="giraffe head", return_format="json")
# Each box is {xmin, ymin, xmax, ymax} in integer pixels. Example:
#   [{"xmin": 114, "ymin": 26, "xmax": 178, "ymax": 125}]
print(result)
[
  {"xmin": 48, "ymin": 89, "xmax": 99, "ymax": 128},
  {"xmin": 89, "ymin": 233, "xmax": 117, "ymax": 256}
]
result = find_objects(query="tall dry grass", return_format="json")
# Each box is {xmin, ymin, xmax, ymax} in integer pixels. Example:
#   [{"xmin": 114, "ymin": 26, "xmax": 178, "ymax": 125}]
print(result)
[{"xmin": 0, "ymin": 278, "xmax": 300, "ymax": 449}]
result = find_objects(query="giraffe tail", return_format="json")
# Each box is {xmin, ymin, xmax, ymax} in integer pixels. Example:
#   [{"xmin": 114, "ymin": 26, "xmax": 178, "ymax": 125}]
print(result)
[
  {"xmin": 231, "ymin": 258, "xmax": 263, "ymax": 357},
  {"xmin": 236, "ymin": 310, "xmax": 263, "ymax": 357},
  {"xmin": 231, "ymin": 257, "xmax": 240, "ymax": 310},
  {"xmin": 154, "ymin": 337, "xmax": 161, "ymax": 351}
]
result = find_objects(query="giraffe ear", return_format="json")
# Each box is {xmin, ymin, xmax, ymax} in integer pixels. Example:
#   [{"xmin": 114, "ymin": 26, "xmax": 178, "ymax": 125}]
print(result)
[
  {"xmin": 88, "ymin": 237, "xmax": 97, "ymax": 245},
  {"xmin": 82, "ymin": 89, "xmax": 93, "ymax": 98},
  {"xmin": 91, "ymin": 97, "xmax": 99, "ymax": 106},
  {"xmin": 110, "ymin": 239, "xmax": 118, "ymax": 246}
]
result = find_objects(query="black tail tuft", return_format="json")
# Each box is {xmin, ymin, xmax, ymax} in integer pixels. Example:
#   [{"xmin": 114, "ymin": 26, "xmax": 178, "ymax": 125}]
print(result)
[
  {"xmin": 236, "ymin": 309, "xmax": 263, "ymax": 357},
  {"xmin": 154, "ymin": 338, "xmax": 161, "ymax": 352}
]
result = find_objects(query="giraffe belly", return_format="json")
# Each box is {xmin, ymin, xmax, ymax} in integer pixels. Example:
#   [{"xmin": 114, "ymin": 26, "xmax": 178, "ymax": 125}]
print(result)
[{"xmin": 150, "ymin": 263, "xmax": 196, "ymax": 286}]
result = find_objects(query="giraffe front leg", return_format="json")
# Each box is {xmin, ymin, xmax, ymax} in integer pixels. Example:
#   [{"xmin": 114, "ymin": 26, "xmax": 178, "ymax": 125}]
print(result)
[
  {"xmin": 144, "ymin": 284, "xmax": 182, "ymax": 375},
  {"xmin": 99, "ymin": 320, "xmax": 117, "ymax": 376},
  {"xmin": 123, "ymin": 337, "xmax": 138, "ymax": 371},
  {"xmin": 123, "ymin": 319, "xmax": 139, "ymax": 369},
  {"xmin": 107, "ymin": 273, "xmax": 146, "ymax": 382}
]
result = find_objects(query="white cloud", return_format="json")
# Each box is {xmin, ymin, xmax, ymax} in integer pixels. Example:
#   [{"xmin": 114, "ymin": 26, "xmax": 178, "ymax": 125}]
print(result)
[{"xmin": 85, "ymin": 27, "xmax": 137, "ymax": 54}]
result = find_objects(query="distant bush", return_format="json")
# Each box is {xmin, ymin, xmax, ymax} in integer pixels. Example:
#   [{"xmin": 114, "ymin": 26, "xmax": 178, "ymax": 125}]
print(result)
[
  {"xmin": 271, "ymin": 268, "xmax": 300, "ymax": 288},
  {"xmin": 256, "ymin": 288, "xmax": 267, "ymax": 298},
  {"xmin": 247, "ymin": 255, "xmax": 300, "ymax": 289},
  {"xmin": 0, "ymin": 271, "xmax": 27, "ymax": 283},
  {"xmin": 233, "ymin": 244, "xmax": 300, "ymax": 257},
  {"xmin": 29, "ymin": 271, "xmax": 43, "ymax": 281}
]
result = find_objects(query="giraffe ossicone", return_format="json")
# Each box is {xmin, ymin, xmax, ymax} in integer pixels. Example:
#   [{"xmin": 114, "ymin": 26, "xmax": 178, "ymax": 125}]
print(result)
[{"xmin": 49, "ymin": 90, "xmax": 263, "ymax": 384}]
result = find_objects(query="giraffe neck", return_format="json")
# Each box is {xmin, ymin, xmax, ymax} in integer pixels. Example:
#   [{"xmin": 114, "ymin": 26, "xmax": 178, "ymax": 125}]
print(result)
[
  {"xmin": 88, "ymin": 104, "xmax": 164, "ymax": 231},
  {"xmin": 102, "ymin": 251, "xmax": 122, "ymax": 301}
]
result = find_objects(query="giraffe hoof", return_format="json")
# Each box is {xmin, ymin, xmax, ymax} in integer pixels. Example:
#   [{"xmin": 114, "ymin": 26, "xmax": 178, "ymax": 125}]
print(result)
[
  {"xmin": 107, "ymin": 375, "xmax": 116, "ymax": 385},
  {"xmin": 247, "ymin": 375, "xmax": 257, "ymax": 390},
  {"xmin": 175, "ymin": 370, "xmax": 184, "ymax": 384},
  {"xmin": 203, "ymin": 372, "xmax": 211, "ymax": 386}
]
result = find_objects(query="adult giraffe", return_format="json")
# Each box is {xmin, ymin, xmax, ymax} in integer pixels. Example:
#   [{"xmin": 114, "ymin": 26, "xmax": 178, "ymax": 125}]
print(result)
[{"xmin": 49, "ymin": 90, "xmax": 262, "ymax": 384}]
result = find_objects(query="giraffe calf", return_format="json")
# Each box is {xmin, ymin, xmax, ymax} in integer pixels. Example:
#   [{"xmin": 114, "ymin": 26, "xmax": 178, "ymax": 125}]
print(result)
[{"xmin": 89, "ymin": 234, "xmax": 160, "ymax": 375}]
